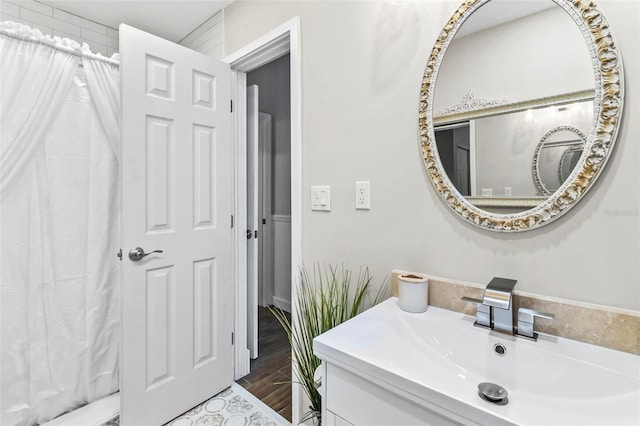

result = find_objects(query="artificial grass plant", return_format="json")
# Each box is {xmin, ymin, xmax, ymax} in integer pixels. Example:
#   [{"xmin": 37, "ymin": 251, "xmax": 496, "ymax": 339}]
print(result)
[{"xmin": 270, "ymin": 264, "xmax": 389, "ymax": 424}]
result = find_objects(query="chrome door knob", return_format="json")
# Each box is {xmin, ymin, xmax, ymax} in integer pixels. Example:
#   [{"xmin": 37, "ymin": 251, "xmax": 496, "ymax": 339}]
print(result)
[{"xmin": 128, "ymin": 247, "xmax": 163, "ymax": 261}]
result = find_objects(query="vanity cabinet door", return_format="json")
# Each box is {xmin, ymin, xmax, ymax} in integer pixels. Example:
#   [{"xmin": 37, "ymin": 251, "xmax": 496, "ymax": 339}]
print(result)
[{"xmin": 325, "ymin": 364, "xmax": 463, "ymax": 426}]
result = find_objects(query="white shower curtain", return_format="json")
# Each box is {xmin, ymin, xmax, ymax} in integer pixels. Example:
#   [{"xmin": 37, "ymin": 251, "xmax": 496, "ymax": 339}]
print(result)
[{"xmin": 0, "ymin": 22, "xmax": 121, "ymax": 426}]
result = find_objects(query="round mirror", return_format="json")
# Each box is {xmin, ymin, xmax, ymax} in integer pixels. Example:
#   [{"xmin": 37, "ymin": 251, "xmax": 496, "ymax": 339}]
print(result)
[
  {"xmin": 532, "ymin": 126, "xmax": 586, "ymax": 196},
  {"xmin": 419, "ymin": 0, "xmax": 624, "ymax": 231}
]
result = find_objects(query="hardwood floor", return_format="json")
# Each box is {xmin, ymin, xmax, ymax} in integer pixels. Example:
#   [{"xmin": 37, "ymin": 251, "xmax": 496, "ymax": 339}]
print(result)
[{"xmin": 237, "ymin": 306, "xmax": 292, "ymax": 422}]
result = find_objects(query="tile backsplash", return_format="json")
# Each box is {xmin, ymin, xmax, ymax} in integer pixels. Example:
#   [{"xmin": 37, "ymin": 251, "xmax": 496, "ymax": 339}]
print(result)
[
  {"xmin": 1, "ymin": 0, "xmax": 119, "ymax": 56},
  {"xmin": 391, "ymin": 270, "xmax": 640, "ymax": 355}
]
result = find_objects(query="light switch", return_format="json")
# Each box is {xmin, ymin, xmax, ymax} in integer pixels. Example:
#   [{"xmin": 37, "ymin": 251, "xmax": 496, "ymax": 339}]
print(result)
[{"xmin": 311, "ymin": 186, "xmax": 331, "ymax": 211}]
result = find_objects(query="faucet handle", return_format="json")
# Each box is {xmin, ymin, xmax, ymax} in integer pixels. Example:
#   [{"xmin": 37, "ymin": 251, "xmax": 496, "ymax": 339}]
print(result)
[
  {"xmin": 461, "ymin": 296, "xmax": 483, "ymax": 304},
  {"xmin": 517, "ymin": 308, "xmax": 555, "ymax": 341},
  {"xmin": 518, "ymin": 308, "xmax": 555, "ymax": 322},
  {"xmin": 461, "ymin": 296, "xmax": 491, "ymax": 329}
]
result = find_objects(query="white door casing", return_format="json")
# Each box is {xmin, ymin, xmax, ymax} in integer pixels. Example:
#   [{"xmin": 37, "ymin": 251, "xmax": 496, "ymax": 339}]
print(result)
[
  {"xmin": 120, "ymin": 24, "xmax": 232, "ymax": 426},
  {"xmin": 246, "ymin": 85, "xmax": 259, "ymax": 360},
  {"xmin": 225, "ymin": 17, "xmax": 302, "ymax": 421}
]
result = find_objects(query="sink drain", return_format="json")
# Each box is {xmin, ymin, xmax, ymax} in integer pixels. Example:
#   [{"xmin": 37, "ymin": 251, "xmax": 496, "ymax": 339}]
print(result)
[
  {"xmin": 493, "ymin": 343, "xmax": 506, "ymax": 356},
  {"xmin": 478, "ymin": 382, "xmax": 509, "ymax": 405}
]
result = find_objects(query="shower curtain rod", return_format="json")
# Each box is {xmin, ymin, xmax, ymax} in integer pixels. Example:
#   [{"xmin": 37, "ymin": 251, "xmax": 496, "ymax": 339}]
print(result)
[{"xmin": 0, "ymin": 23, "xmax": 119, "ymax": 66}]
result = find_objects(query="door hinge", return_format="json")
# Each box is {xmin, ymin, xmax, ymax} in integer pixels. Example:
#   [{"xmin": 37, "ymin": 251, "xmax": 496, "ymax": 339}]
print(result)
[
  {"xmin": 117, "ymin": 248, "xmax": 122, "ymax": 261},
  {"xmin": 262, "ymin": 218, "xmax": 266, "ymax": 225},
  {"xmin": 254, "ymin": 230, "xmax": 258, "ymax": 239},
  {"xmin": 231, "ymin": 332, "xmax": 234, "ymax": 345},
  {"xmin": 231, "ymin": 214, "xmax": 234, "ymax": 229},
  {"xmin": 230, "ymin": 99, "xmax": 233, "ymax": 113}
]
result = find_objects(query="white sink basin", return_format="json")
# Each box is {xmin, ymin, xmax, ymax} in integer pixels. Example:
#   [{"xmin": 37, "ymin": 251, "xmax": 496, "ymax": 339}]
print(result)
[{"xmin": 314, "ymin": 298, "xmax": 640, "ymax": 425}]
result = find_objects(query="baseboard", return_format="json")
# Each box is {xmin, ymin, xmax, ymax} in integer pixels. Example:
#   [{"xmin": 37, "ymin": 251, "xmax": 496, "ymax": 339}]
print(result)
[
  {"xmin": 272, "ymin": 296, "xmax": 291, "ymax": 312},
  {"xmin": 43, "ymin": 392, "xmax": 119, "ymax": 426}
]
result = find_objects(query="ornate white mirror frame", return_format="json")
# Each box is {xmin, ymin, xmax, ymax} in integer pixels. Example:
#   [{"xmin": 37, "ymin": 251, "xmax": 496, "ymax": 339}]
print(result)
[{"xmin": 419, "ymin": 0, "xmax": 624, "ymax": 232}]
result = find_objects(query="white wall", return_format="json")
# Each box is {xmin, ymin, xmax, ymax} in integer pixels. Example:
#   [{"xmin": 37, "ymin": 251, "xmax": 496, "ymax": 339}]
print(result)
[
  {"xmin": 0, "ymin": 0, "xmax": 119, "ymax": 56},
  {"xmin": 433, "ymin": 4, "xmax": 593, "ymax": 112},
  {"xmin": 225, "ymin": 0, "xmax": 639, "ymax": 311},
  {"xmin": 178, "ymin": 10, "xmax": 224, "ymax": 58}
]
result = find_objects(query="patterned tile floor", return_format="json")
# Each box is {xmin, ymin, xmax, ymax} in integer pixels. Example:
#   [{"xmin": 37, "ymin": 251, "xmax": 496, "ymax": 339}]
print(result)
[{"xmin": 102, "ymin": 384, "xmax": 288, "ymax": 426}]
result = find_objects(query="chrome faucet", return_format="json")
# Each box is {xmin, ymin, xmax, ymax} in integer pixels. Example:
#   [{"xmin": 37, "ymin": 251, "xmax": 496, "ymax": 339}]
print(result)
[
  {"xmin": 462, "ymin": 277, "xmax": 554, "ymax": 341},
  {"xmin": 483, "ymin": 277, "xmax": 517, "ymax": 334},
  {"xmin": 462, "ymin": 277, "xmax": 517, "ymax": 334}
]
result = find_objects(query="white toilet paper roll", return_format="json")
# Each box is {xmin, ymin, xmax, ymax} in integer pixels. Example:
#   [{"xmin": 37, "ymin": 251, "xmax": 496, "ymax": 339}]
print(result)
[{"xmin": 397, "ymin": 273, "xmax": 428, "ymax": 313}]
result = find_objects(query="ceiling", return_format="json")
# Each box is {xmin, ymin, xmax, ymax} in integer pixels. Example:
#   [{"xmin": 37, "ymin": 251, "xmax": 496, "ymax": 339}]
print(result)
[
  {"xmin": 37, "ymin": 0, "xmax": 233, "ymax": 42},
  {"xmin": 36, "ymin": 0, "xmax": 555, "ymax": 44}
]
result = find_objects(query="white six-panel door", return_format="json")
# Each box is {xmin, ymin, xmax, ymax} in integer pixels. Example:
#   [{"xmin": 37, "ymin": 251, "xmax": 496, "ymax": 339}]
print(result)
[{"xmin": 120, "ymin": 24, "xmax": 232, "ymax": 426}]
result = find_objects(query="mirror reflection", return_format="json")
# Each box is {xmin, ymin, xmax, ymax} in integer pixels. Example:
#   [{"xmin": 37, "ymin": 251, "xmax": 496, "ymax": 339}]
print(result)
[
  {"xmin": 432, "ymin": 0, "xmax": 595, "ymax": 212},
  {"xmin": 533, "ymin": 126, "xmax": 586, "ymax": 196}
]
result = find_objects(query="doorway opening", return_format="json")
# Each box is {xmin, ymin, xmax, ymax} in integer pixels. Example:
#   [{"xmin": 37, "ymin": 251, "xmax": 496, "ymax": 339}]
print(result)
[
  {"xmin": 435, "ymin": 121, "xmax": 474, "ymax": 196},
  {"xmin": 239, "ymin": 54, "xmax": 293, "ymax": 421}
]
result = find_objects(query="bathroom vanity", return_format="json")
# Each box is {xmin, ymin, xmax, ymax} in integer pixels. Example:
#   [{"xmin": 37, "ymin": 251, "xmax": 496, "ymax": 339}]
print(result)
[{"xmin": 313, "ymin": 298, "xmax": 640, "ymax": 426}]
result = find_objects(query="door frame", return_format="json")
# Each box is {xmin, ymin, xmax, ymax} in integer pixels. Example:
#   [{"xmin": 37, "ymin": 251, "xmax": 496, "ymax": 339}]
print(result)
[
  {"xmin": 246, "ymin": 84, "xmax": 259, "ymax": 360},
  {"xmin": 224, "ymin": 16, "xmax": 303, "ymax": 423}
]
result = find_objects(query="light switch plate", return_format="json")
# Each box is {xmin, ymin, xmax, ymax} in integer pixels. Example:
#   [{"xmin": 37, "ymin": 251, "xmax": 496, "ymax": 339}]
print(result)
[
  {"xmin": 355, "ymin": 181, "xmax": 371, "ymax": 210},
  {"xmin": 311, "ymin": 185, "xmax": 331, "ymax": 211}
]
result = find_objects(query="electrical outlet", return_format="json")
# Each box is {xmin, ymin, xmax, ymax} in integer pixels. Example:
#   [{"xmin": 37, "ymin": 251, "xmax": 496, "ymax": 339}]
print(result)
[
  {"xmin": 504, "ymin": 187, "xmax": 512, "ymax": 197},
  {"xmin": 355, "ymin": 181, "xmax": 371, "ymax": 210}
]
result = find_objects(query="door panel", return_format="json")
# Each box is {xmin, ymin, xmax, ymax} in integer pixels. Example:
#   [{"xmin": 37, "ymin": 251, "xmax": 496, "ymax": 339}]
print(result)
[
  {"xmin": 193, "ymin": 258, "xmax": 217, "ymax": 367},
  {"xmin": 145, "ymin": 116, "xmax": 174, "ymax": 233},
  {"xmin": 120, "ymin": 24, "xmax": 232, "ymax": 426},
  {"xmin": 193, "ymin": 125, "xmax": 216, "ymax": 228}
]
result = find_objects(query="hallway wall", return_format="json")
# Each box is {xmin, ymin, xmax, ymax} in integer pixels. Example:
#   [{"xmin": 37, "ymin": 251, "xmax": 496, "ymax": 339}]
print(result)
[{"xmin": 247, "ymin": 54, "xmax": 292, "ymax": 310}]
